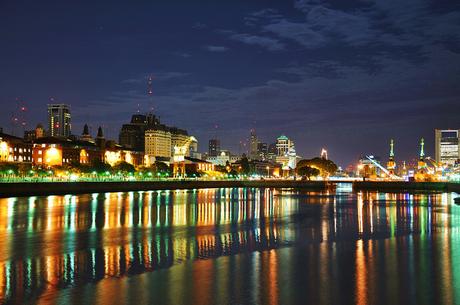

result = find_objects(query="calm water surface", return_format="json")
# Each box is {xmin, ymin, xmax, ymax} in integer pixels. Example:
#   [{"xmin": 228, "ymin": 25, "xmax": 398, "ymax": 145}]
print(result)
[{"xmin": 0, "ymin": 185, "xmax": 460, "ymax": 304}]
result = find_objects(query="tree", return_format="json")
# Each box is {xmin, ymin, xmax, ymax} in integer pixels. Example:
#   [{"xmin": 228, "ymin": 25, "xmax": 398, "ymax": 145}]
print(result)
[
  {"xmin": 0, "ymin": 162, "xmax": 19, "ymax": 175},
  {"xmin": 18, "ymin": 163, "xmax": 32, "ymax": 177},
  {"xmin": 297, "ymin": 157, "xmax": 338, "ymax": 177},
  {"xmin": 239, "ymin": 155, "xmax": 251, "ymax": 175},
  {"xmin": 297, "ymin": 166, "xmax": 320, "ymax": 180},
  {"xmin": 90, "ymin": 159, "xmax": 112, "ymax": 174},
  {"xmin": 113, "ymin": 161, "xmax": 135, "ymax": 174},
  {"xmin": 154, "ymin": 161, "xmax": 171, "ymax": 176}
]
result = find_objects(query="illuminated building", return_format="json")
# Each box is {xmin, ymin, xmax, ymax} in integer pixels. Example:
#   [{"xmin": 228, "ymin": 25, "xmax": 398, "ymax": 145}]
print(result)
[
  {"xmin": 47, "ymin": 104, "xmax": 71, "ymax": 138},
  {"xmin": 0, "ymin": 132, "xmax": 33, "ymax": 163},
  {"xmin": 170, "ymin": 127, "xmax": 194, "ymax": 157},
  {"xmin": 145, "ymin": 127, "xmax": 172, "ymax": 163},
  {"xmin": 104, "ymin": 150, "xmax": 121, "ymax": 166},
  {"xmin": 33, "ymin": 144, "xmax": 63, "ymax": 166},
  {"xmin": 206, "ymin": 150, "xmax": 240, "ymax": 166},
  {"xmin": 0, "ymin": 139, "xmax": 9, "ymax": 162},
  {"xmin": 208, "ymin": 139, "xmax": 220, "ymax": 157},
  {"xmin": 275, "ymin": 135, "xmax": 294, "ymax": 157},
  {"xmin": 435, "ymin": 129, "xmax": 460, "ymax": 166},
  {"xmin": 33, "ymin": 137, "xmax": 103, "ymax": 166},
  {"xmin": 275, "ymin": 135, "xmax": 298, "ymax": 170},
  {"xmin": 182, "ymin": 157, "xmax": 215, "ymax": 174}
]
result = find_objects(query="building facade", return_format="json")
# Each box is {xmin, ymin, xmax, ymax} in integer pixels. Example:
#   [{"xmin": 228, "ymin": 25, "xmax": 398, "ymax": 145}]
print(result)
[
  {"xmin": 48, "ymin": 104, "xmax": 71, "ymax": 138},
  {"xmin": 435, "ymin": 129, "xmax": 460, "ymax": 166},
  {"xmin": 276, "ymin": 135, "xmax": 294, "ymax": 157},
  {"xmin": 0, "ymin": 132, "xmax": 33, "ymax": 163},
  {"xmin": 145, "ymin": 127, "xmax": 172, "ymax": 163},
  {"xmin": 208, "ymin": 139, "xmax": 220, "ymax": 157}
]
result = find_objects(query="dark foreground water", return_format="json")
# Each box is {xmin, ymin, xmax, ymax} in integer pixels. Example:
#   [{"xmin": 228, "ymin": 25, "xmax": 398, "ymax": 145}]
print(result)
[{"xmin": 0, "ymin": 185, "xmax": 460, "ymax": 305}]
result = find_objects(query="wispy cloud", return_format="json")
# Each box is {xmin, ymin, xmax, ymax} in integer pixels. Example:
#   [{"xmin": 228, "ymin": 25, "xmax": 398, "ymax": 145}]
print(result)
[
  {"xmin": 203, "ymin": 45, "xmax": 229, "ymax": 52},
  {"xmin": 229, "ymin": 33, "xmax": 285, "ymax": 51}
]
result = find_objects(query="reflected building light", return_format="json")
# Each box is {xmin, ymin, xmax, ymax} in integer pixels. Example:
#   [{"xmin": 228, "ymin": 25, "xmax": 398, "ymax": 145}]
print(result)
[{"xmin": 357, "ymin": 192, "xmax": 364, "ymax": 234}]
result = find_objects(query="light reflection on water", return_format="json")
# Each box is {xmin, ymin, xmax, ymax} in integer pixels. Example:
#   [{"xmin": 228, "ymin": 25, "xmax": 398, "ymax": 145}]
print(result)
[{"xmin": 0, "ymin": 187, "xmax": 459, "ymax": 304}]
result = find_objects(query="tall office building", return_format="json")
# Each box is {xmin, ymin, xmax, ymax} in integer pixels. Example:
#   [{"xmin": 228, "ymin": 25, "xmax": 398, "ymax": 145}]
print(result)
[
  {"xmin": 208, "ymin": 139, "xmax": 220, "ymax": 156},
  {"xmin": 435, "ymin": 129, "xmax": 460, "ymax": 166},
  {"xmin": 249, "ymin": 129, "xmax": 259, "ymax": 160},
  {"xmin": 48, "ymin": 104, "xmax": 71, "ymax": 138}
]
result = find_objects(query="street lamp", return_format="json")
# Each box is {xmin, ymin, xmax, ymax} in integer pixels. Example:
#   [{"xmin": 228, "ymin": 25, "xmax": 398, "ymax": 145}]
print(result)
[{"xmin": 266, "ymin": 166, "xmax": 270, "ymax": 177}]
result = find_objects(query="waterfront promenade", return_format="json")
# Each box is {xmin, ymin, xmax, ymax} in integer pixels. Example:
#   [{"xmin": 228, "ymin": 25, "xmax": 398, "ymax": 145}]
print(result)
[
  {"xmin": 0, "ymin": 179, "xmax": 459, "ymax": 198},
  {"xmin": 0, "ymin": 179, "xmax": 328, "ymax": 197}
]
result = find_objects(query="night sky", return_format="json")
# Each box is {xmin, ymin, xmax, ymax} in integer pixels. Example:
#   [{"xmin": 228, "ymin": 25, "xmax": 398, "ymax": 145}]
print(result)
[{"xmin": 1, "ymin": 0, "xmax": 459, "ymax": 167}]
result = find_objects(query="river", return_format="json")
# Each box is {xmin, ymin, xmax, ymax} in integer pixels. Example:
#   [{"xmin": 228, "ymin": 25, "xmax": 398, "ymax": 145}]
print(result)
[{"xmin": 0, "ymin": 185, "xmax": 459, "ymax": 304}]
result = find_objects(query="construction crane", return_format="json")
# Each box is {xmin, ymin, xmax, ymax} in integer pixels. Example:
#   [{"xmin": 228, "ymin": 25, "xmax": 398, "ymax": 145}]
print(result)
[{"xmin": 365, "ymin": 155, "xmax": 401, "ymax": 179}]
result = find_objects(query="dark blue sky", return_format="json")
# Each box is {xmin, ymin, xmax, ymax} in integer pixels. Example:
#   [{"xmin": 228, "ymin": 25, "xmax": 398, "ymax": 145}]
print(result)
[{"xmin": 1, "ymin": 0, "xmax": 459, "ymax": 166}]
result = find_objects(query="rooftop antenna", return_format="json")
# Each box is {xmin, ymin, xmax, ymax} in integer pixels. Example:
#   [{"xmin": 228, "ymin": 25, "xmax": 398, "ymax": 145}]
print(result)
[{"xmin": 147, "ymin": 74, "xmax": 154, "ymax": 115}]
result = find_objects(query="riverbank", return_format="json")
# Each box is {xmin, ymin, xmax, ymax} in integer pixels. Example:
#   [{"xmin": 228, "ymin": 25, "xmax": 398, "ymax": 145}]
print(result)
[
  {"xmin": 352, "ymin": 181, "xmax": 460, "ymax": 193},
  {"xmin": 0, "ymin": 180, "xmax": 329, "ymax": 198}
]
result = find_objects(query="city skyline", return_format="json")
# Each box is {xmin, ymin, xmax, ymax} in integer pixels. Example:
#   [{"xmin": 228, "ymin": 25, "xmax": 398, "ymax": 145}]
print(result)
[{"xmin": 1, "ymin": 1, "xmax": 460, "ymax": 166}]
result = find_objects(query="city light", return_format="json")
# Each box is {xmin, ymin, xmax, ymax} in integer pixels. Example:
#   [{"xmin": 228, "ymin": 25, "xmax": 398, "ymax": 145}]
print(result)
[{"xmin": 44, "ymin": 147, "xmax": 62, "ymax": 166}]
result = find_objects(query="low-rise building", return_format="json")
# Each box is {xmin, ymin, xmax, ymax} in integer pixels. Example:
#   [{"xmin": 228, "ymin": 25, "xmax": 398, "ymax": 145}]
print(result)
[{"xmin": 0, "ymin": 132, "xmax": 33, "ymax": 163}]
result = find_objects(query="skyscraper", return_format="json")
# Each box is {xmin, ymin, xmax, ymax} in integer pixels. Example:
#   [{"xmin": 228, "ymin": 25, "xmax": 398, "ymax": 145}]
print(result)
[
  {"xmin": 249, "ymin": 129, "xmax": 259, "ymax": 160},
  {"xmin": 47, "ymin": 104, "xmax": 71, "ymax": 138},
  {"xmin": 435, "ymin": 129, "xmax": 460, "ymax": 166},
  {"xmin": 208, "ymin": 139, "xmax": 220, "ymax": 156}
]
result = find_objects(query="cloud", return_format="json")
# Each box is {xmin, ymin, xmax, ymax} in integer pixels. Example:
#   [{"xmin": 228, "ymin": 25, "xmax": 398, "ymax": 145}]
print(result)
[
  {"xmin": 263, "ymin": 20, "xmax": 325, "ymax": 48},
  {"xmin": 229, "ymin": 33, "xmax": 285, "ymax": 51},
  {"xmin": 203, "ymin": 45, "xmax": 229, "ymax": 52},
  {"xmin": 242, "ymin": 0, "xmax": 460, "ymax": 55}
]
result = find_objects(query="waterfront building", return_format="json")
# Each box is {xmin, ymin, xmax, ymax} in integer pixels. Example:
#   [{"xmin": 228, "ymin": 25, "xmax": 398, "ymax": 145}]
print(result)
[
  {"xmin": 119, "ymin": 113, "xmax": 159, "ymax": 151},
  {"xmin": 205, "ymin": 150, "xmax": 240, "ymax": 166},
  {"xmin": 435, "ymin": 129, "xmax": 460, "ymax": 166},
  {"xmin": 170, "ymin": 127, "xmax": 190, "ymax": 156},
  {"xmin": 32, "ymin": 137, "xmax": 102, "ymax": 166},
  {"xmin": 208, "ymin": 139, "xmax": 220, "ymax": 156},
  {"xmin": 47, "ymin": 104, "xmax": 71, "ymax": 138},
  {"xmin": 145, "ymin": 126, "xmax": 172, "ymax": 163},
  {"xmin": 0, "ymin": 131, "xmax": 33, "ymax": 163}
]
